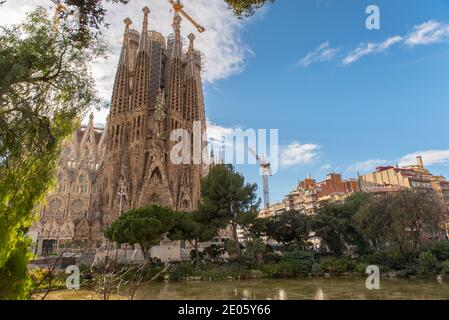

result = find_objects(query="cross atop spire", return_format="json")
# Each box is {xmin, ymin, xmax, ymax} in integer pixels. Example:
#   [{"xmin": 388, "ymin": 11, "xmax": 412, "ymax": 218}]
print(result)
[
  {"xmin": 138, "ymin": 7, "xmax": 151, "ymax": 51},
  {"xmin": 88, "ymin": 112, "xmax": 94, "ymax": 127},
  {"xmin": 172, "ymin": 12, "xmax": 182, "ymax": 39},
  {"xmin": 188, "ymin": 33, "xmax": 195, "ymax": 52},
  {"xmin": 118, "ymin": 18, "xmax": 132, "ymax": 65},
  {"xmin": 142, "ymin": 6, "xmax": 150, "ymax": 31},
  {"xmin": 123, "ymin": 17, "xmax": 132, "ymax": 42}
]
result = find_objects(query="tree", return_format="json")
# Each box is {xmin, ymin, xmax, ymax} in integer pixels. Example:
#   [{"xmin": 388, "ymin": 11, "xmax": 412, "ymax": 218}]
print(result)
[
  {"xmin": 199, "ymin": 164, "xmax": 259, "ymax": 263},
  {"xmin": 265, "ymin": 210, "xmax": 311, "ymax": 249},
  {"xmin": 356, "ymin": 190, "xmax": 444, "ymax": 258},
  {"xmin": 312, "ymin": 193, "xmax": 370, "ymax": 256},
  {"xmin": 0, "ymin": 0, "xmax": 272, "ymax": 46},
  {"xmin": 104, "ymin": 206, "xmax": 176, "ymax": 262},
  {"xmin": 167, "ymin": 211, "xmax": 216, "ymax": 266},
  {"xmin": 0, "ymin": 8, "xmax": 105, "ymax": 299},
  {"xmin": 224, "ymin": 0, "xmax": 274, "ymax": 17}
]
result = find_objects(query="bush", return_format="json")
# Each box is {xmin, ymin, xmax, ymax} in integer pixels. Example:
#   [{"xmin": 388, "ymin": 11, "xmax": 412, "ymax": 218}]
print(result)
[
  {"xmin": 311, "ymin": 263, "xmax": 323, "ymax": 275},
  {"xmin": 169, "ymin": 262, "xmax": 196, "ymax": 280},
  {"xmin": 242, "ymin": 239, "xmax": 266, "ymax": 267},
  {"xmin": 354, "ymin": 262, "xmax": 369, "ymax": 275},
  {"xmin": 0, "ymin": 238, "xmax": 32, "ymax": 300},
  {"xmin": 260, "ymin": 250, "xmax": 315, "ymax": 278},
  {"xmin": 362, "ymin": 251, "xmax": 409, "ymax": 271},
  {"xmin": 428, "ymin": 241, "xmax": 449, "ymax": 261},
  {"xmin": 281, "ymin": 250, "xmax": 314, "ymax": 275},
  {"xmin": 263, "ymin": 251, "xmax": 282, "ymax": 264},
  {"xmin": 416, "ymin": 251, "xmax": 439, "ymax": 277},
  {"xmin": 320, "ymin": 257, "xmax": 354, "ymax": 274},
  {"xmin": 440, "ymin": 259, "xmax": 449, "ymax": 275},
  {"xmin": 260, "ymin": 262, "xmax": 297, "ymax": 278}
]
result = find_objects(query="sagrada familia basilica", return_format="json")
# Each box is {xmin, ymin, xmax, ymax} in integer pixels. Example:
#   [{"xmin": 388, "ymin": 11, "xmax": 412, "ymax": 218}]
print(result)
[{"xmin": 30, "ymin": 7, "xmax": 213, "ymax": 260}]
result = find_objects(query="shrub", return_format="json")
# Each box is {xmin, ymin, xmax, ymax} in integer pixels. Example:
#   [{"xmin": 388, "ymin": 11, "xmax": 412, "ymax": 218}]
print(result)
[
  {"xmin": 0, "ymin": 238, "xmax": 32, "ymax": 300},
  {"xmin": 260, "ymin": 262, "xmax": 297, "ymax": 278},
  {"xmin": 320, "ymin": 257, "xmax": 354, "ymax": 274},
  {"xmin": 354, "ymin": 262, "xmax": 369, "ymax": 275},
  {"xmin": 263, "ymin": 251, "xmax": 282, "ymax": 264},
  {"xmin": 169, "ymin": 262, "xmax": 196, "ymax": 280},
  {"xmin": 416, "ymin": 251, "xmax": 439, "ymax": 277},
  {"xmin": 362, "ymin": 251, "xmax": 409, "ymax": 271},
  {"xmin": 281, "ymin": 250, "xmax": 314, "ymax": 275},
  {"xmin": 242, "ymin": 239, "xmax": 266, "ymax": 267},
  {"xmin": 311, "ymin": 263, "xmax": 323, "ymax": 275},
  {"xmin": 440, "ymin": 259, "xmax": 449, "ymax": 275},
  {"xmin": 428, "ymin": 241, "xmax": 449, "ymax": 261}
]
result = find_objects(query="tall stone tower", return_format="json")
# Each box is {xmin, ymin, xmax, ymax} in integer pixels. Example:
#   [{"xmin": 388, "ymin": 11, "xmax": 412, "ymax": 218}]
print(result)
[{"xmin": 93, "ymin": 7, "xmax": 207, "ymax": 228}]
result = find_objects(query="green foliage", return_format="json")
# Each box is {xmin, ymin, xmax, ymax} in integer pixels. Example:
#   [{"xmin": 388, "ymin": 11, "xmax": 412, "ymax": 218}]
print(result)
[
  {"xmin": 261, "ymin": 250, "xmax": 315, "ymax": 278},
  {"xmin": 416, "ymin": 251, "xmax": 439, "ymax": 277},
  {"xmin": 0, "ymin": 7, "xmax": 105, "ymax": 298},
  {"xmin": 167, "ymin": 210, "xmax": 217, "ymax": 266},
  {"xmin": 168, "ymin": 211, "xmax": 215, "ymax": 243},
  {"xmin": 312, "ymin": 193, "xmax": 370, "ymax": 256},
  {"xmin": 356, "ymin": 190, "xmax": 444, "ymax": 256},
  {"xmin": 265, "ymin": 210, "xmax": 311, "ymax": 248},
  {"xmin": 427, "ymin": 241, "xmax": 449, "ymax": 261},
  {"xmin": 169, "ymin": 262, "xmax": 246, "ymax": 281},
  {"xmin": 242, "ymin": 238, "xmax": 266, "ymax": 267},
  {"xmin": 223, "ymin": 239, "xmax": 242, "ymax": 261},
  {"xmin": 362, "ymin": 250, "xmax": 409, "ymax": 271},
  {"xmin": 0, "ymin": 238, "xmax": 32, "ymax": 299},
  {"xmin": 440, "ymin": 259, "xmax": 449, "ymax": 275},
  {"xmin": 104, "ymin": 205, "xmax": 175, "ymax": 260},
  {"xmin": 199, "ymin": 164, "xmax": 259, "ymax": 229},
  {"xmin": 319, "ymin": 257, "xmax": 355, "ymax": 274},
  {"xmin": 224, "ymin": 0, "xmax": 274, "ymax": 17},
  {"xmin": 199, "ymin": 164, "xmax": 259, "ymax": 262},
  {"xmin": 169, "ymin": 261, "xmax": 196, "ymax": 280},
  {"xmin": 203, "ymin": 244, "xmax": 225, "ymax": 263}
]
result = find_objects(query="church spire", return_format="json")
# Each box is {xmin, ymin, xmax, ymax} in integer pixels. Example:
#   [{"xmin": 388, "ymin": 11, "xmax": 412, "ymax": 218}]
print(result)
[
  {"xmin": 167, "ymin": 12, "xmax": 183, "ymax": 116},
  {"xmin": 182, "ymin": 33, "xmax": 200, "ymax": 122},
  {"xmin": 139, "ymin": 6, "xmax": 150, "ymax": 51},
  {"xmin": 131, "ymin": 7, "xmax": 151, "ymax": 111},
  {"xmin": 171, "ymin": 12, "xmax": 182, "ymax": 58},
  {"xmin": 110, "ymin": 18, "xmax": 132, "ymax": 119},
  {"xmin": 118, "ymin": 17, "xmax": 132, "ymax": 65}
]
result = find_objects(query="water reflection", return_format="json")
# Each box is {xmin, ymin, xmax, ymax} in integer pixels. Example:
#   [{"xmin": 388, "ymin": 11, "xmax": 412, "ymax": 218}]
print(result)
[
  {"xmin": 314, "ymin": 288, "xmax": 325, "ymax": 300},
  {"xmin": 44, "ymin": 278, "xmax": 449, "ymax": 300}
]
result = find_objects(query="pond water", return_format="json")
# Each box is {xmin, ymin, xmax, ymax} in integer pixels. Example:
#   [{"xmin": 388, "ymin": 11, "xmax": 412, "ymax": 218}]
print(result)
[{"xmin": 43, "ymin": 277, "xmax": 449, "ymax": 300}]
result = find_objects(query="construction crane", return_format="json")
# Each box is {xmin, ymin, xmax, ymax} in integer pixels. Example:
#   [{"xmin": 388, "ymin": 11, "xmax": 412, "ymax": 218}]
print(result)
[
  {"xmin": 166, "ymin": 0, "xmax": 206, "ymax": 33},
  {"xmin": 50, "ymin": 0, "xmax": 66, "ymax": 16},
  {"xmin": 49, "ymin": 0, "xmax": 67, "ymax": 28},
  {"xmin": 248, "ymin": 147, "xmax": 271, "ymax": 209}
]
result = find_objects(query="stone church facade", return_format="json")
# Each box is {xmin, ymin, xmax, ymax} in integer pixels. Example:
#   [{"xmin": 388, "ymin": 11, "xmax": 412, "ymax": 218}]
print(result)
[{"xmin": 30, "ymin": 8, "xmax": 209, "ymax": 260}]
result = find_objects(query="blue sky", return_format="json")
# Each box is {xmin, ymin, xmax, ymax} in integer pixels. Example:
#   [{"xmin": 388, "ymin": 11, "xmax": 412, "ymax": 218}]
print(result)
[
  {"xmin": 204, "ymin": 0, "xmax": 449, "ymax": 203},
  {"xmin": 2, "ymin": 0, "xmax": 449, "ymax": 204}
]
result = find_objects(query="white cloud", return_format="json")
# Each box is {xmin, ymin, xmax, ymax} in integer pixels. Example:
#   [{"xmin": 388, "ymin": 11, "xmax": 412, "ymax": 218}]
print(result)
[
  {"xmin": 342, "ymin": 36, "xmax": 402, "ymax": 65},
  {"xmin": 280, "ymin": 141, "xmax": 320, "ymax": 169},
  {"xmin": 345, "ymin": 159, "xmax": 388, "ymax": 174},
  {"xmin": 346, "ymin": 150, "xmax": 449, "ymax": 176},
  {"xmin": 297, "ymin": 41, "xmax": 339, "ymax": 67},
  {"xmin": 206, "ymin": 119, "xmax": 234, "ymax": 143},
  {"xmin": 399, "ymin": 150, "xmax": 449, "ymax": 167},
  {"xmin": 0, "ymin": 0, "xmax": 253, "ymax": 123},
  {"xmin": 405, "ymin": 20, "xmax": 449, "ymax": 47}
]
